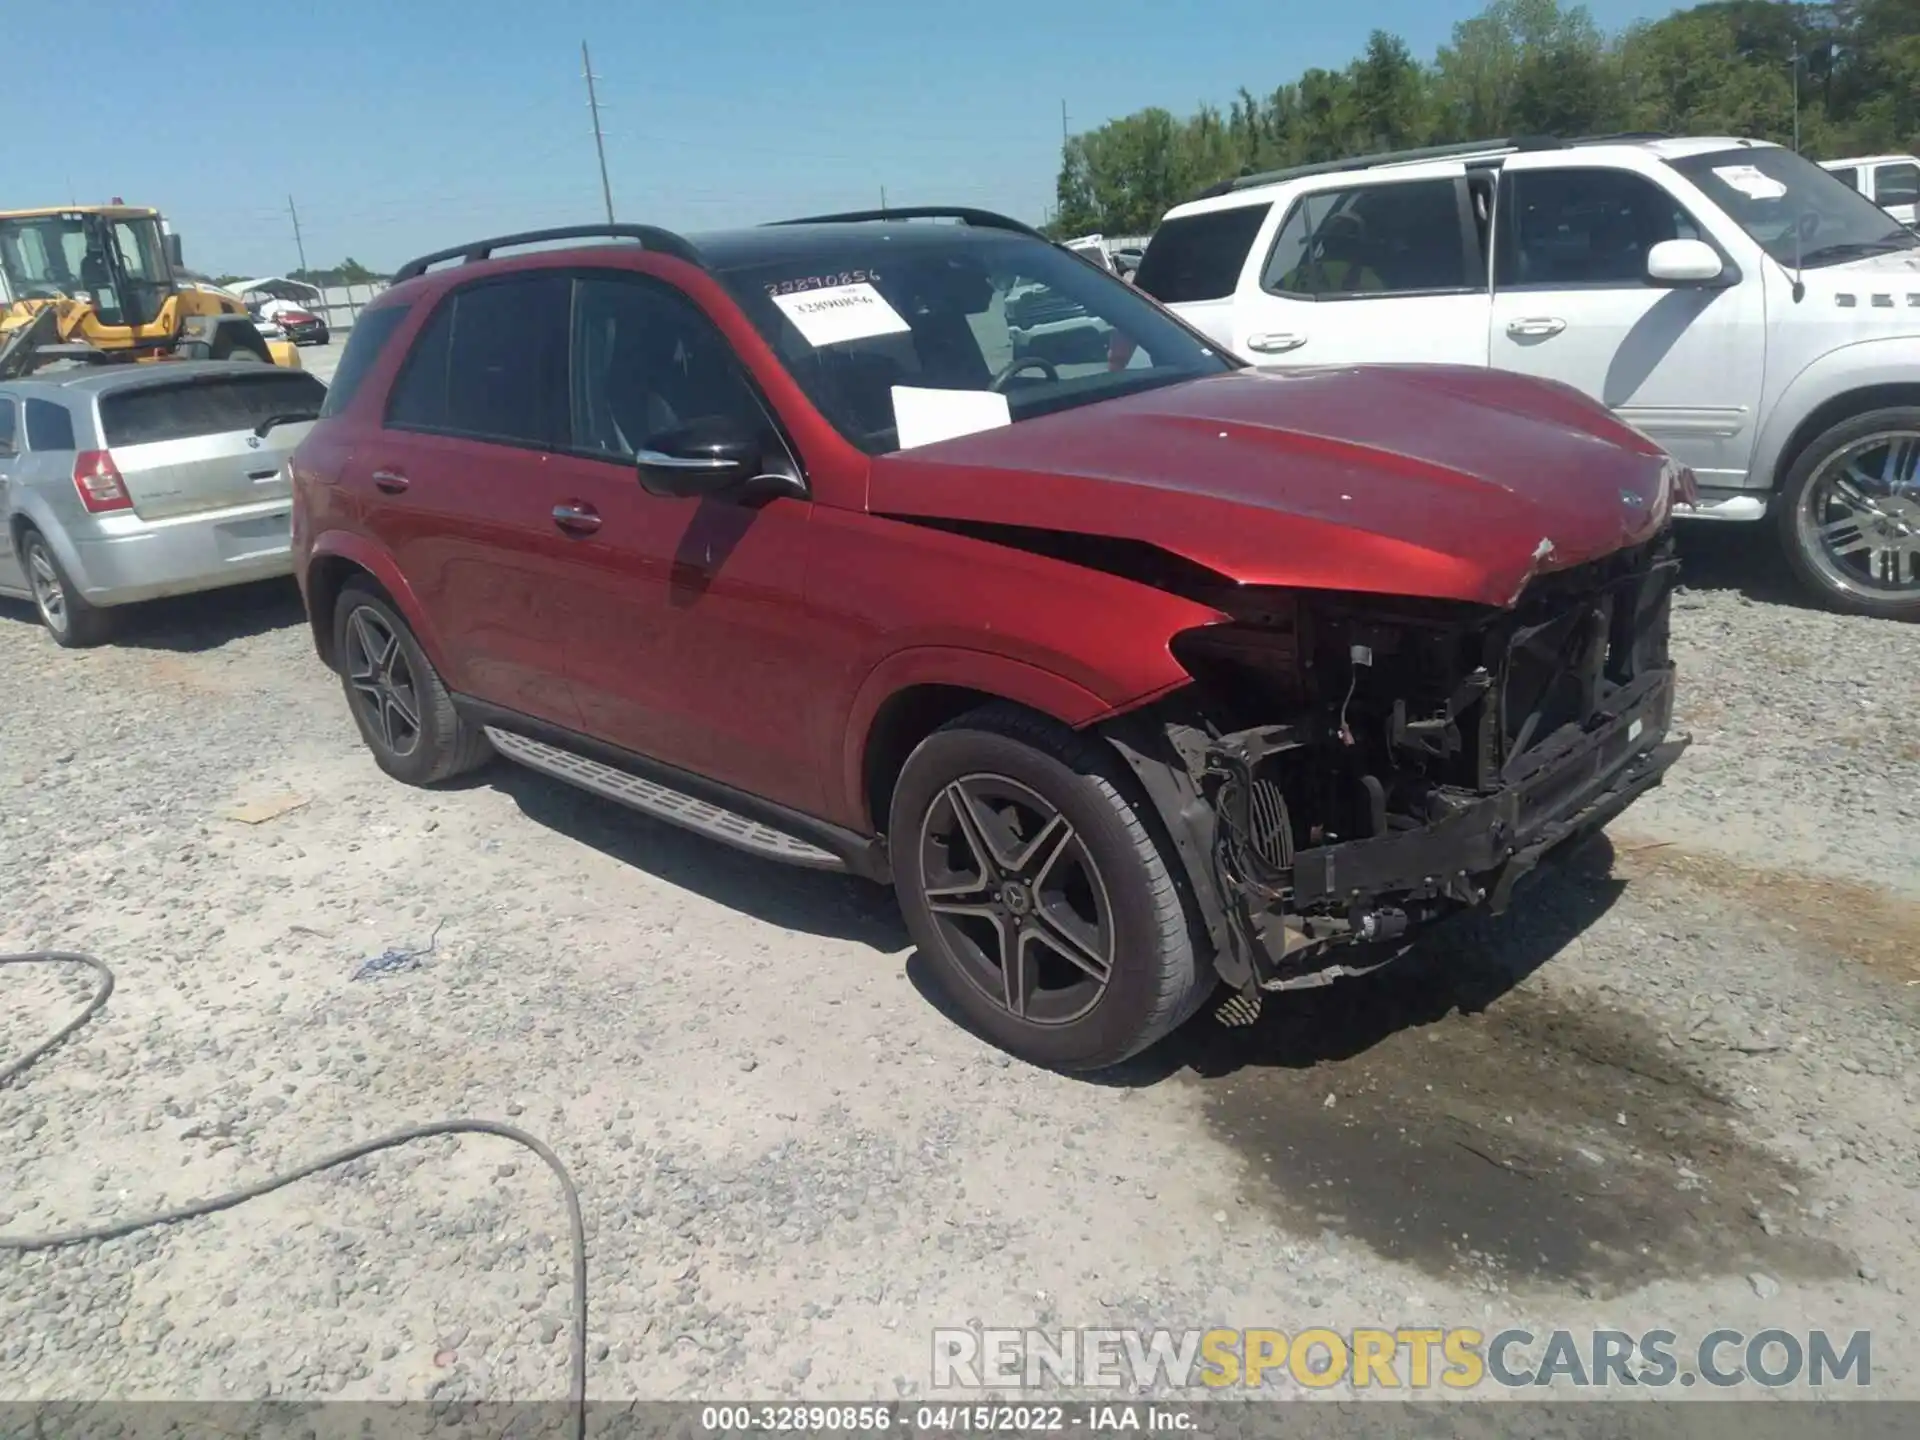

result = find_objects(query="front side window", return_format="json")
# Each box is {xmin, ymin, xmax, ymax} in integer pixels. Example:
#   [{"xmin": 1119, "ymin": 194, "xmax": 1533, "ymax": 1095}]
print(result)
[
  {"xmin": 1263, "ymin": 178, "xmax": 1473, "ymax": 299},
  {"xmin": 715, "ymin": 232, "xmax": 1234, "ymax": 456},
  {"xmin": 1668, "ymin": 146, "xmax": 1917, "ymax": 268},
  {"xmin": 386, "ymin": 274, "xmax": 570, "ymax": 447},
  {"xmin": 570, "ymin": 275, "xmax": 782, "ymax": 462},
  {"xmin": 1133, "ymin": 203, "xmax": 1271, "ymax": 303},
  {"xmin": 1497, "ymin": 168, "xmax": 1705, "ymax": 288},
  {"xmin": 1875, "ymin": 162, "xmax": 1920, "ymax": 209}
]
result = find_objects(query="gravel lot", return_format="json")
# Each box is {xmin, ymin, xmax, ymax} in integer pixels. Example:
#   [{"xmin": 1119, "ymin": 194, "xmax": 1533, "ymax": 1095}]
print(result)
[{"xmin": 2, "ymin": 469, "xmax": 1917, "ymax": 1407}]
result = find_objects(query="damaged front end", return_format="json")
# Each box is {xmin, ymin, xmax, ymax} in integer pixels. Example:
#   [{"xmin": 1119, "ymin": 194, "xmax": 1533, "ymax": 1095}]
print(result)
[{"xmin": 1104, "ymin": 527, "xmax": 1689, "ymax": 994}]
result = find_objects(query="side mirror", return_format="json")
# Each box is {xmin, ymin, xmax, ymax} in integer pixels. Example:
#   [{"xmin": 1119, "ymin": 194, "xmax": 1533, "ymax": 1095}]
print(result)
[
  {"xmin": 165, "ymin": 233, "xmax": 185, "ymax": 272},
  {"xmin": 1646, "ymin": 239, "xmax": 1724, "ymax": 286},
  {"xmin": 635, "ymin": 416, "xmax": 762, "ymax": 499}
]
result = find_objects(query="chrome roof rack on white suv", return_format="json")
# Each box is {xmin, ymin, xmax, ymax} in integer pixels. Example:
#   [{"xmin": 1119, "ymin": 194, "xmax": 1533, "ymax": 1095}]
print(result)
[{"xmin": 1193, "ymin": 133, "xmax": 1676, "ymax": 201}]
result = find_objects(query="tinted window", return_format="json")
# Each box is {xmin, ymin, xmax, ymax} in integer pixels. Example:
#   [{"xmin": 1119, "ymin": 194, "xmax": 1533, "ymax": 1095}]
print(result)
[
  {"xmin": 571, "ymin": 276, "xmax": 779, "ymax": 460},
  {"xmin": 1264, "ymin": 179, "xmax": 1473, "ymax": 298},
  {"xmin": 1829, "ymin": 166, "xmax": 1860, "ymax": 192},
  {"xmin": 0, "ymin": 401, "xmax": 15, "ymax": 456},
  {"xmin": 1668, "ymin": 147, "xmax": 1913, "ymax": 268},
  {"xmin": 1876, "ymin": 162, "xmax": 1920, "ymax": 208},
  {"xmin": 1498, "ymin": 169, "xmax": 1705, "ymax": 287},
  {"xmin": 386, "ymin": 274, "xmax": 570, "ymax": 447},
  {"xmin": 25, "ymin": 398, "xmax": 75, "ymax": 451},
  {"xmin": 100, "ymin": 371, "xmax": 328, "ymax": 446},
  {"xmin": 319, "ymin": 303, "xmax": 409, "ymax": 418},
  {"xmin": 1134, "ymin": 204, "xmax": 1271, "ymax": 303}
]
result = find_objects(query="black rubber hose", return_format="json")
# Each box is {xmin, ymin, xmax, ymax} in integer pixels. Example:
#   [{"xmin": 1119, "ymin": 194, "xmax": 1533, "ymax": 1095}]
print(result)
[{"xmin": 0, "ymin": 952, "xmax": 587, "ymax": 1440}]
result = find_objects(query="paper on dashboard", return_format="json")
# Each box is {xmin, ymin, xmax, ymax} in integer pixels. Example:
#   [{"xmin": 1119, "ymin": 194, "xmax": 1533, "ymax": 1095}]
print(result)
[
  {"xmin": 891, "ymin": 386, "xmax": 1013, "ymax": 450},
  {"xmin": 769, "ymin": 283, "xmax": 911, "ymax": 347},
  {"xmin": 1712, "ymin": 165, "xmax": 1789, "ymax": 201}
]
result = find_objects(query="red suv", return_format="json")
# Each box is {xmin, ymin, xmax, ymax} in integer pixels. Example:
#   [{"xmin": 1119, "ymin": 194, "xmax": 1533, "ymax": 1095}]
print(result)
[{"xmin": 292, "ymin": 210, "xmax": 1687, "ymax": 1070}]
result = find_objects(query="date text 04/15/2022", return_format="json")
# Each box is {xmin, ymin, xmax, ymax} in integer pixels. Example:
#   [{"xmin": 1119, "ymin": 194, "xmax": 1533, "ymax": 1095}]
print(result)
[{"xmin": 699, "ymin": 1404, "xmax": 1198, "ymax": 1433}]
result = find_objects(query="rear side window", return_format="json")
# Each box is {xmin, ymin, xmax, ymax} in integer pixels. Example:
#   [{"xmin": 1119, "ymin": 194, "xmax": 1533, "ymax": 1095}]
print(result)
[
  {"xmin": 0, "ymin": 401, "xmax": 15, "ymax": 457},
  {"xmin": 385, "ymin": 274, "xmax": 571, "ymax": 448},
  {"xmin": 1134, "ymin": 204, "xmax": 1271, "ymax": 303},
  {"xmin": 1875, "ymin": 162, "xmax": 1919, "ymax": 208},
  {"xmin": 99, "ymin": 371, "xmax": 329, "ymax": 446},
  {"xmin": 1829, "ymin": 166, "xmax": 1860, "ymax": 192},
  {"xmin": 25, "ymin": 398, "xmax": 75, "ymax": 451},
  {"xmin": 319, "ymin": 304, "xmax": 410, "ymax": 418},
  {"xmin": 1264, "ymin": 179, "xmax": 1475, "ymax": 298}
]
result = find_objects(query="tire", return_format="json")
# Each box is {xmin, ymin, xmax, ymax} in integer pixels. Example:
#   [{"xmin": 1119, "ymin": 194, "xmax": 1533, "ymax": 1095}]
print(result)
[
  {"xmin": 332, "ymin": 580, "xmax": 492, "ymax": 785},
  {"xmin": 20, "ymin": 527, "xmax": 112, "ymax": 648},
  {"xmin": 889, "ymin": 703, "xmax": 1213, "ymax": 1071},
  {"xmin": 1776, "ymin": 406, "xmax": 1920, "ymax": 621}
]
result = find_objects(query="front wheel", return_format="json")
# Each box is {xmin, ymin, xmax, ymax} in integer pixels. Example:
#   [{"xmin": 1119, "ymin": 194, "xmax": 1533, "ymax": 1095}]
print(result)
[
  {"xmin": 1777, "ymin": 408, "xmax": 1920, "ymax": 621},
  {"xmin": 889, "ymin": 704, "xmax": 1212, "ymax": 1071}
]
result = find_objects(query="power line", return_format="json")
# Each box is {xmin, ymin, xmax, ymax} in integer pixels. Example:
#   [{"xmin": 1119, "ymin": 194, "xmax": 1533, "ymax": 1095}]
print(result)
[{"xmin": 582, "ymin": 41, "xmax": 615, "ymax": 224}]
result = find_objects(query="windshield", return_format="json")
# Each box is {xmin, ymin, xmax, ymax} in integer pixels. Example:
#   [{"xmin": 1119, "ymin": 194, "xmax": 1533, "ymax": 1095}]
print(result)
[
  {"xmin": 0, "ymin": 213, "xmax": 169, "ymax": 324},
  {"xmin": 712, "ymin": 230, "xmax": 1235, "ymax": 455},
  {"xmin": 1668, "ymin": 147, "xmax": 1918, "ymax": 269}
]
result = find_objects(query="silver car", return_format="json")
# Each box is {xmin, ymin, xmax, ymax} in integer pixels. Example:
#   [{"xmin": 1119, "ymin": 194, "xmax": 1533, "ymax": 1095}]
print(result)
[{"xmin": 0, "ymin": 361, "xmax": 324, "ymax": 646}]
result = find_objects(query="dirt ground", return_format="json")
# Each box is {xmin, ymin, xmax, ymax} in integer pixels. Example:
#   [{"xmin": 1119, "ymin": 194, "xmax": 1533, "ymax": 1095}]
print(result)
[{"xmin": 2, "ymin": 458, "xmax": 1917, "ymax": 1407}]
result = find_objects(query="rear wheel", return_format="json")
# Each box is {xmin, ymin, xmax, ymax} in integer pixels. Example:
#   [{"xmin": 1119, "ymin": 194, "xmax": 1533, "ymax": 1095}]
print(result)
[
  {"xmin": 1778, "ymin": 408, "xmax": 1920, "ymax": 621},
  {"xmin": 332, "ymin": 581, "xmax": 491, "ymax": 785},
  {"xmin": 889, "ymin": 704, "xmax": 1212, "ymax": 1071},
  {"xmin": 21, "ymin": 528, "xmax": 112, "ymax": 648}
]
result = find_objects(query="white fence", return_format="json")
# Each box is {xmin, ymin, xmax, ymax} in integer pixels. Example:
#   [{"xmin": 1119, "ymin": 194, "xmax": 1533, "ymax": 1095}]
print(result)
[{"xmin": 308, "ymin": 283, "xmax": 388, "ymax": 333}]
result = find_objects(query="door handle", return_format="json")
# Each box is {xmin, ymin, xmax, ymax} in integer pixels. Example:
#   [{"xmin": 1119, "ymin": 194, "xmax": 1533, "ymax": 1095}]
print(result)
[
  {"xmin": 1505, "ymin": 317, "xmax": 1567, "ymax": 339},
  {"xmin": 1246, "ymin": 332, "xmax": 1308, "ymax": 354},
  {"xmin": 552, "ymin": 501, "xmax": 602, "ymax": 535},
  {"xmin": 371, "ymin": 469, "xmax": 410, "ymax": 493}
]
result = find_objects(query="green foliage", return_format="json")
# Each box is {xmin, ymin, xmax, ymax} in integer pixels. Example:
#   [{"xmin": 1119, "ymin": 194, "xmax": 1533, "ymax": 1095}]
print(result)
[
  {"xmin": 288, "ymin": 257, "xmax": 386, "ymax": 287},
  {"xmin": 1058, "ymin": 0, "xmax": 1920, "ymax": 230}
]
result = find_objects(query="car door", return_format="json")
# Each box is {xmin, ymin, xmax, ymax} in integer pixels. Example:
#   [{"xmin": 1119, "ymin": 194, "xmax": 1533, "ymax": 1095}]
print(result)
[
  {"xmin": 1225, "ymin": 167, "xmax": 1492, "ymax": 366},
  {"xmin": 358, "ymin": 272, "xmax": 585, "ymax": 727},
  {"xmin": 0, "ymin": 396, "xmax": 21, "ymax": 591},
  {"xmin": 546, "ymin": 271, "xmax": 826, "ymax": 814},
  {"xmin": 1488, "ymin": 157, "xmax": 1767, "ymax": 488}
]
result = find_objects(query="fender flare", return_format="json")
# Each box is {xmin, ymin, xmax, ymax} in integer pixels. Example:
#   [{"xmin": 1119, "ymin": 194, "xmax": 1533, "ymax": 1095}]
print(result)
[
  {"xmin": 839, "ymin": 644, "xmax": 1133, "ymax": 827},
  {"xmin": 304, "ymin": 531, "xmax": 452, "ymax": 676},
  {"xmin": 1751, "ymin": 336, "xmax": 1920, "ymax": 487}
]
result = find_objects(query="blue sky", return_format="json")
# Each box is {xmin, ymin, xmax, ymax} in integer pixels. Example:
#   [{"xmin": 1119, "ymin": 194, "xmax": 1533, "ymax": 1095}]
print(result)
[{"xmin": 5, "ymin": 0, "xmax": 1681, "ymax": 277}]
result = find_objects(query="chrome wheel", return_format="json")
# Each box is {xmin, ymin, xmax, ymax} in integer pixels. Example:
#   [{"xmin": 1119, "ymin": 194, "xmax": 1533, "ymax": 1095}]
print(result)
[
  {"xmin": 344, "ymin": 606, "xmax": 423, "ymax": 756},
  {"xmin": 26, "ymin": 541, "xmax": 67, "ymax": 636},
  {"xmin": 1798, "ymin": 430, "xmax": 1920, "ymax": 598},
  {"xmin": 917, "ymin": 773, "xmax": 1115, "ymax": 1025}
]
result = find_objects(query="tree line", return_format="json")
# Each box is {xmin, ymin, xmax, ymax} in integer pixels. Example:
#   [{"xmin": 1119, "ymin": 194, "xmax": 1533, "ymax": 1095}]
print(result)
[{"xmin": 1050, "ymin": 0, "xmax": 1920, "ymax": 235}]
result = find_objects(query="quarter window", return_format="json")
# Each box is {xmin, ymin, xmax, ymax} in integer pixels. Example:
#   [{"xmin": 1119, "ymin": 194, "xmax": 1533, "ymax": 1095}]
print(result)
[
  {"xmin": 1829, "ymin": 167, "xmax": 1860, "ymax": 192},
  {"xmin": 1875, "ymin": 162, "xmax": 1919, "ymax": 208},
  {"xmin": 320, "ymin": 303, "xmax": 409, "ymax": 418},
  {"xmin": 386, "ymin": 274, "xmax": 571, "ymax": 448},
  {"xmin": 25, "ymin": 399, "xmax": 74, "ymax": 451},
  {"xmin": 1133, "ymin": 203, "xmax": 1271, "ymax": 303},
  {"xmin": 1262, "ymin": 179, "xmax": 1473, "ymax": 299},
  {"xmin": 569, "ymin": 276, "xmax": 783, "ymax": 463},
  {"xmin": 1497, "ymin": 169, "xmax": 1705, "ymax": 288}
]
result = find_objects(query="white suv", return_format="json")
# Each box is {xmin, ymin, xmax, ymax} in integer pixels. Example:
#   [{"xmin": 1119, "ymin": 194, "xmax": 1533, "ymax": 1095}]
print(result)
[{"xmin": 1136, "ymin": 135, "xmax": 1920, "ymax": 620}]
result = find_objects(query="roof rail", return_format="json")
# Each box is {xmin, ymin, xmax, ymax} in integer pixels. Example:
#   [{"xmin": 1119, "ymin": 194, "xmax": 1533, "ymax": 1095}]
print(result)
[
  {"xmin": 392, "ymin": 224, "xmax": 703, "ymax": 283},
  {"xmin": 1192, "ymin": 136, "xmax": 1568, "ymax": 200},
  {"xmin": 766, "ymin": 206, "xmax": 1050, "ymax": 242},
  {"xmin": 1569, "ymin": 131, "xmax": 1674, "ymax": 145}
]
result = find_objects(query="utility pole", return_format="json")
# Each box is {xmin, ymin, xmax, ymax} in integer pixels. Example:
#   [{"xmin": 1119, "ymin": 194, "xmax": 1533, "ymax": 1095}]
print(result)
[
  {"xmin": 1061, "ymin": 98, "xmax": 1070, "ymax": 147},
  {"xmin": 1790, "ymin": 40, "xmax": 1801, "ymax": 153},
  {"xmin": 881, "ymin": 184, "xmax": 888, "ymax": 211},
  {"xmin": 287, "ymin": 195, "xmax": 308, "ymax": 275},
  {"xmin": 582, "ymin": 41, "xmax": 615, "ymax": 224}
]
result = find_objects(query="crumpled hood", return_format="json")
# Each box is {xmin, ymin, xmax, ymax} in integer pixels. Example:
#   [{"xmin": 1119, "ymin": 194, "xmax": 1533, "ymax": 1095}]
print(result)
[{"xmin": 867, "ymin": 365, "xmax": 1681, "ymax": 608}]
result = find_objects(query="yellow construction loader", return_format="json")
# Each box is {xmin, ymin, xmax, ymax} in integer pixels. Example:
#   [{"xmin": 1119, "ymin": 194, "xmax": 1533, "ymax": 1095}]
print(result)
[{"xmin": 0, "ymin": 204, "xmax": 300, "ymax": 379}]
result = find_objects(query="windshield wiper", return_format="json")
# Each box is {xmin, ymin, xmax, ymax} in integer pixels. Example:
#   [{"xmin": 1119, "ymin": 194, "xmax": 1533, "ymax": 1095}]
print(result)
[
  {"xmin": 253, "ymin": 411, "xmax": 320, "ymax": 437},
  {"xmin": 1800, "ymin": 236, "xmax": 1918, "ymax": 265}
]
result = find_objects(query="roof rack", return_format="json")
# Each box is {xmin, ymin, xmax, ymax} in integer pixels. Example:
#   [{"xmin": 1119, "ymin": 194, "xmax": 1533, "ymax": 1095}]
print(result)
[
  {"xmin": 766, "ymin": 206, "xmax": 1049, "ymax": 242},
  {"xmin": 392, "ymin": 224, "xmax": 703, "ymax": 283},
  {"xmin": 1191, "ymin": 131, "xmax": 1678, "ymax": 202}
]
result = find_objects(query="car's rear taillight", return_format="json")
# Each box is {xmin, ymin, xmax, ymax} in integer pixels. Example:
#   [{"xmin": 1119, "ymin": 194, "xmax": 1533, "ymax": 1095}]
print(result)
[{"xmin": 73, "ymin": 449, "xmax": 133, "ymax": 513}]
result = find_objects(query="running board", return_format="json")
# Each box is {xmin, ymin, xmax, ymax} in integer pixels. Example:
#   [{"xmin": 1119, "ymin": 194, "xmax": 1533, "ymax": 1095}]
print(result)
[{"xmin": 482, "ymin": 727, "xmax": 846, "ymax": 870}]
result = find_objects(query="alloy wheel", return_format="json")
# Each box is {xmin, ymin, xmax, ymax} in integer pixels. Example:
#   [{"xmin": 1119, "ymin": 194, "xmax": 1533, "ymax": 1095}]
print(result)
[
  {"xmin": 26, "ymin": 543, "xmax": 67, "ymax": 637},
  {"xmin": 916, "ymin": 773, "xmax": 1115, "ymax": 1025},
  {"xmin": 1798, "ymin": 430, "xmax": 1920, "ymax": 598},
  {"xmin": 344, "ymin": 606, "xmax": 423, "ymax": 757}
]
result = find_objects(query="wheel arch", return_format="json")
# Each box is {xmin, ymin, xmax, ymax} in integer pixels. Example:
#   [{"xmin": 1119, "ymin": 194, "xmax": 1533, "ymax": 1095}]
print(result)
[
  {"xmin": 302, "ymin": 534, "xmax": 449, "ymax": 676},
  {"xmin": 1756, "ymin": 342, "xmax": 1920, "ymax": 489},
  {"xmin": 847, "ymin": 648, "xmax": 1181, "ymax": 837}
]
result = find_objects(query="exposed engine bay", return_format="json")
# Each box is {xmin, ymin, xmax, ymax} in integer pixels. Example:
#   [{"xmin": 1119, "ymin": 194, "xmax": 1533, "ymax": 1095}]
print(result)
[{"xmin": 1105, "ymin": 526, "xmax": 1689, "ymax": 994}]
